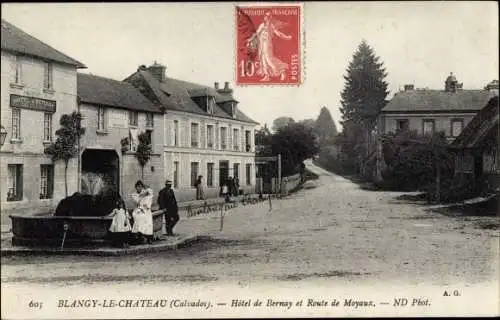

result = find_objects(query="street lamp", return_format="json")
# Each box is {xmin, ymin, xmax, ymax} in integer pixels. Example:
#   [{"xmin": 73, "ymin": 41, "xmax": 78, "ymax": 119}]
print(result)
[{"xmin": 0, "ymin": 125, "xmax": 7, "ymax": 147}]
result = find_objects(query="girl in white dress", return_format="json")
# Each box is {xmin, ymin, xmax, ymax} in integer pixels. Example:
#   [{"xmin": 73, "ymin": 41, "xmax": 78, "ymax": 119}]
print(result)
[
  {"xmin": 108, "ymin": 198, "xmax": 131, "ymax": 248},
  {"xmin": 131, "ymin": 180, "xmax": 154, "ymax": 244}
]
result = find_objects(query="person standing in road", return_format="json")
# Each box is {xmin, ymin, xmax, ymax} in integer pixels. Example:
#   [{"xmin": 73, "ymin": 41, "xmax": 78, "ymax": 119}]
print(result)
[
  {"xmin": 158, "ymin": 180, "xmax": 179, "ymax": 236},
  {"xmin": 195, "ymin": 175, "xmax": 205, "ymax": 200}
]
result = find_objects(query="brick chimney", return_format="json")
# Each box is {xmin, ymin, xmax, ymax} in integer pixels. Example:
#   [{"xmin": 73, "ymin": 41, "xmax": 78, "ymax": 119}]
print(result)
[
  {"xmin": 214, "ymin": 82, "xmax": 219, "ymax": 90},
  {"xmin": 146, "ymin": 61, "xmax": 166, "ymax": 83},
  {"xmin": 217, "ymin": 81, "xmax": 233, "ymax": 94}
]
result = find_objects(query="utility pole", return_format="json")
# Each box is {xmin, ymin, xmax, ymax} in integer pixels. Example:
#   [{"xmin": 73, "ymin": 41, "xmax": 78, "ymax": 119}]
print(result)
[{"xmin": 277, "ymin": 154, "xmax": 282, "ymax": 194}]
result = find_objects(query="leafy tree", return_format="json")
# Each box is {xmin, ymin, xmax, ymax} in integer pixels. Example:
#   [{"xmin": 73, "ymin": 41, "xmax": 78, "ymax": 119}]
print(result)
[
  {"xmin": 298, "ymin": 118, "xmax": 316, "ymax": 129},
  {"xmin": 44, "ymin": 112, "xmax": 85, "ymax": 197},
  {"xmin": 380, "ymin": 130, "xmax": 454, "ymax": 192},
  {"xmin": 315, "ymin": 106, "xmax": 338, "ymax": 145},
  {"xmin": 136, "ymin": 131, "xmax": 152, "ymax": 180},
  {"xmin": 270, "ymin": 122, "xmax": 319, "ymax": 175},
  {"xmin": 272, "ymin": 117, "xmax": 295, "ymax": 132}
]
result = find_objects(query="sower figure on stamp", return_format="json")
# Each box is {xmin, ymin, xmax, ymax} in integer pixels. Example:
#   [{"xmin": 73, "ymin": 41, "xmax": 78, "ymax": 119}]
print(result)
[
  {"xmin": 246, "ymin": 11, "xmax": 292, "ymax": 81},
  {"xmin": 158, "ymin": 180, "xmax": 179, "ymax": 236}
]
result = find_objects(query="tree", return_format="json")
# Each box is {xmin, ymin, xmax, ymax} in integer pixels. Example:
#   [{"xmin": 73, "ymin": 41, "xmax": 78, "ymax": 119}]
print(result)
[
  {"xmin": 340, "ymin": 40, "xmax": 389, "ymax": 126},
  {"xmin": 44, "ymin": 111, "xmax": 85, "ymax": 197},
  {"xmin": 136, "ymin": 131, "xmax": 152, "ymax": 180},
  {"xmin": 315, "ymin": 106, "xmax": 338, "ymax": 145},
  {"xmin": 298, "ymin": 118, "xmax": 316, "ymax": 129},
  {"xmin": 270, "ymin": 122, "xmax": 319, "ymax": 175},
  {"xmin": 272, "ymin": 117, "xmax": 295, "ymax": 132},
  {"xmin": 338, "ymin": 40, "xmax": 389, "ymax": 175}
]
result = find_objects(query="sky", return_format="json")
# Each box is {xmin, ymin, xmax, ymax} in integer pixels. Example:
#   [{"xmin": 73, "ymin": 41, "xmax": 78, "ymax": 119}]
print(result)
[{"xmin": 2, "ymin": 2, "xmax": 498, "ymax": 130}]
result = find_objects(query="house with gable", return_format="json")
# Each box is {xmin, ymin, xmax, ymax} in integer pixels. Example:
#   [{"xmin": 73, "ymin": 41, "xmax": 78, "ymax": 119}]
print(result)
[
  {"xmin": 76, "ymin": 73, "xmax": 164, "ymax": 205},
  {"xmin": 375, "ymin": 73, "xmax": 498, "ymax": 181},
  {"xmin": 125, "ymin": 62, "xmax": 260, "ymax": 202},
  {"xmin": 1, "ymin": 20, "xmax": 85, "ymax": 219}
]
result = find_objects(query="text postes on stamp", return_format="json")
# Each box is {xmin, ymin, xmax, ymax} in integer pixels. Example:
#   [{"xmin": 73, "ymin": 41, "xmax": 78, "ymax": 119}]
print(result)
[{"xmin": 236, "ymin": 4, "xmax": 301, "ymax": 86}]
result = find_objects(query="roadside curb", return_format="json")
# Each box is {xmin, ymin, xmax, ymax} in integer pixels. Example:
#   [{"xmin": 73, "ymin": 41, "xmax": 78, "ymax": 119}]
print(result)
[{"xmin": 0, "ymin": 235, "xmax": 213, "ymax": 257}]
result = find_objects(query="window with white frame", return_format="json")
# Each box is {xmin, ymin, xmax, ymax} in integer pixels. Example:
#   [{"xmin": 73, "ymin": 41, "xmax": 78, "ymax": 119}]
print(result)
[
  {"xmin": 97, "ymin": 107, "xmax": 107, "ymax": 131},
  {"xmin": 12, "ymin": 108, "xmax": 21, "ymax": 140},
  {"xmin": 207, "ymin": 97, "xmax": 215, "ymax": 114},
  {"xmin": 40, "ymin": 164, "xmax": 54, "ymax": 199},
  {"xmin": 43, "ymin": 62, "xmax": 53, "ymax": 90},
  {"xmin": 173, "ymin": 120, "xmax": 180, "ymax": 146},
  {"xmin": 173, "ymin": 161, "xmax": 179, "ymax": 188},
  {"xmin": 206, "ymin": 125, "xmax": 214, "ymax": 148},
  {"xmin": 422, "ymin": 119, "xmax": 435, "ymax": 135},
  {"xmin": 233, "ymin": 128, "xmax": 239, "ymax": 151},
  {"xmin": 191, "ymin": 162, "xmax": 199, "ymax": 187},
  {"xmin": 146, "ymin": 113, "xmax": 154, "ymax": 127},
  {"xmin": 129, "ymin": 111, "xmax": 138, "ymax": 126},
  {"xmin": 207, "ymin": 163, "xmax": 214, "ymax": 187},
  {"xmin": 15, "ymin": 56, "xmax": 22, "ymax": 84},
  {"xmin": 246, "ymin": 164, "xmax": 252, "ymax": 185},
  {"xmin": 245, "ymin": 130, "xmax": 251, "ymax": 152},
  {"xmin": 43, "ymin": 112, "xmax": 52, "ymax": 141},
  {"xmin": 451, "ymin": 119, "xmax": 464, "ymax": 137},
  {"xmin": 191, "ymin": 123, "xmax": 199, "ymax": 147},
  {"xmin": 7, "ymin": 164, "xmax": 23, "ymax": 202},
  {"xmin": 220, "ymin": 127, "xmax": 227, "ymax": 150}
]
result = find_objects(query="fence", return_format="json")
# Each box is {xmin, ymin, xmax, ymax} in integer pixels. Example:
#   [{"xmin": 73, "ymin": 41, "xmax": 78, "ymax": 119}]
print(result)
[{"xmin": 255, "ymin": 173, "xmax": 302, "ymax": 195}]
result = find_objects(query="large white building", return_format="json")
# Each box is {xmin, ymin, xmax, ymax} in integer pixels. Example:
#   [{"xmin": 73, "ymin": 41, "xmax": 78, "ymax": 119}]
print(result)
[
  {"xmin": 0, "ymin": 20, "xmax": 86, "ymax": 222},
  {"xmin": 125, "ymin": 63, "xmax": 259, "ymax": 202}
]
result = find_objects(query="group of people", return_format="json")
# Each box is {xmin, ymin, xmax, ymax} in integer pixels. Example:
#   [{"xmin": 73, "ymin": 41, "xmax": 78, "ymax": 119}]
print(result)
[
  {"xmin": 107, "ymin": 179, "xmax": 179, "ymax": 248},
  {"xmin": 221, "ymin": 176, "xmax": 240, "ymax": 203}
]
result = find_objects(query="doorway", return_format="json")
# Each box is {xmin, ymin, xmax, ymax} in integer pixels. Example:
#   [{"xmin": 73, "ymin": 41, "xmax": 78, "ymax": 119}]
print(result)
[
  {"xmin": 81, "ymin": 149, "xmax": 120, "ymax": 195},
  {"xmin": 219, "ymin": 160, "xmax": 229, "ymax": 187}
]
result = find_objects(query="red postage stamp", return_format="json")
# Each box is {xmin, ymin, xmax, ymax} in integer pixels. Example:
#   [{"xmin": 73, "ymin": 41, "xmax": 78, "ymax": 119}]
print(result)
[{"xmin": 236, "ymin": 4, "xmax": 302, "ymax": 86}]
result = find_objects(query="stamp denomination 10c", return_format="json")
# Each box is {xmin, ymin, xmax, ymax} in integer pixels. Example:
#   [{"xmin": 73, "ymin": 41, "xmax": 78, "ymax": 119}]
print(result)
[{"xmin": 236, "ymin": 4, "xmax": 302, "ymax": 86}]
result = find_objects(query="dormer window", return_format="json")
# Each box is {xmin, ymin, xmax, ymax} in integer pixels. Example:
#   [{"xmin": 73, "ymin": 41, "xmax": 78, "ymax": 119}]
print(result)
[
  {"xmin": 207, "ymin": 96, "xmax": 215, "ymax": 114},
  {"xmin": 231, "ymin": 102, "xmax": 237, "ymax": 119}
]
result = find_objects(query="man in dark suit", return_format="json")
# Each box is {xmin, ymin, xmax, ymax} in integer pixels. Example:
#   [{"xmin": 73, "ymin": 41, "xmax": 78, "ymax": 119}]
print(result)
[{"xmin": 157, "ymin": 180, "xmax": 179, "ymax": 236}]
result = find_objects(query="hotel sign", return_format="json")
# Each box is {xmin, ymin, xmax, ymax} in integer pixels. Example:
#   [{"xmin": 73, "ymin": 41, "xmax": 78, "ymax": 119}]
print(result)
[{"xmin": 10, "ymin": 94, "xmax": 56, "ymax": 113}]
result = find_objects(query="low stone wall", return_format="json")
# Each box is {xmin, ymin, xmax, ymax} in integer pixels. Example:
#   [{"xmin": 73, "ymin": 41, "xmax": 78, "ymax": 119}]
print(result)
[
  {"xmin": 184, "ymin": 193, "xmax": 293, "ymax": 218},
  {"xmin": 281, "ymin": 173, "xmax": 301, "ymax": 194}
]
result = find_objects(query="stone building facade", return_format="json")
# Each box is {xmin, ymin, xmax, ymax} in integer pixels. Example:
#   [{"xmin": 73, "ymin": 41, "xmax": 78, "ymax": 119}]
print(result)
[
  {"xmin": 125, "ymin": 63, "xmax": 260, "ymax": 202},
  {"xmin": 0, "ymin": 20, "xmax": 85, "ymax": 221},
  {"xmin": 374, "ymin": 73, "xmax": 499, "ymax": 181},
  {"xmin": 77, "ymin": 73, "xmax": 164, "ymax": 208}
]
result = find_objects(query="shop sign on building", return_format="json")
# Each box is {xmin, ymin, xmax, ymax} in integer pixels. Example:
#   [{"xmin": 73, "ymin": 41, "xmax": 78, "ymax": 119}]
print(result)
[{"xmin": 10, "ymin": 94, "xmax": 56, "ymax": 113}]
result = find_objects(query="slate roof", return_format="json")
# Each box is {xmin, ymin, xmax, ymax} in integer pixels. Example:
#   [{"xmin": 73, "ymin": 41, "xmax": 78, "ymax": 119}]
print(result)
[
  {"xmin": 1, "ymin": 19, "xmax": 86, "ymax": 68},
  {"xmin": 124, "ymin": 70, "xmax": 259, "ymax": 124},
  {"xmin": 382, "ymin": 89, "xmax": 497, "ymax": 113},
  {"xmin": 451, "ymin": 96, "xmax": 499, "ymax": 148},
  {"xmin": 77, "ymin": 73, "xmax": 162, "ymax": 113}
]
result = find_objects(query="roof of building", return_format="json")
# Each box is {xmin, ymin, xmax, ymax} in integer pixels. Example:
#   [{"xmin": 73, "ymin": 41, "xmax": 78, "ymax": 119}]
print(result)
[
  {"xmin": 382, "ymin": 89, "xmax": 497, "ymax": 113},
  {"xmin": 124, "ymin": 69, "xmax": 259, "ymax": 124},
  {"xmin": 77, "ymin": 73, "xmax": 162, "ymax": 113},
  {"xmin": 451, "ymin": 96, "xmax": 499, "ymax": 148},
  {"xmin": 1, "ymin": 19, "xmax": 86, "ymax": 68}
]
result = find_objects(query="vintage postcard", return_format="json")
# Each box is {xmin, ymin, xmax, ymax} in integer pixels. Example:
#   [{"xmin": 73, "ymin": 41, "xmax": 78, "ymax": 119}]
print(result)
[{"xmin": 1, "ymin": 1, "xmax": 499, "ymax": 319}]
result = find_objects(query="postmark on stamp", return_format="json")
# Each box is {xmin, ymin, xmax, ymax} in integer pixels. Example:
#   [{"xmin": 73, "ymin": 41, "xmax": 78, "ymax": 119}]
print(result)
[{"xmin": 236, "ymin": 4, "xmax": 302, "ymax": 86}]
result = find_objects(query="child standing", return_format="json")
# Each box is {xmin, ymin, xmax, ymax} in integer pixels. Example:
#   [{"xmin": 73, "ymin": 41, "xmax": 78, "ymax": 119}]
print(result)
[
  {"xmin": 222, "ymin": 183, "xmax": 230, "ymax": 203},
  {"xmin": 108, "ymin": 199, "xmax": 131, "ymax": 248}
]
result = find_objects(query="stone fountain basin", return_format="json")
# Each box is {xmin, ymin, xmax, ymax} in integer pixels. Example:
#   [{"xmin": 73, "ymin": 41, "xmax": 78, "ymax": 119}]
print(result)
[{"xmin": 9, "ymin": 210, "xmax": 164, "ymax": 247}]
